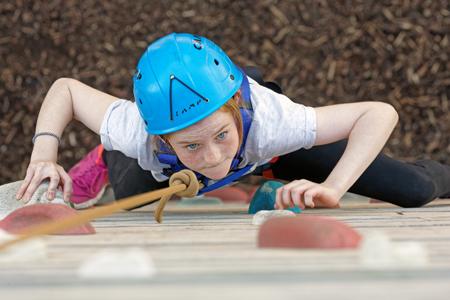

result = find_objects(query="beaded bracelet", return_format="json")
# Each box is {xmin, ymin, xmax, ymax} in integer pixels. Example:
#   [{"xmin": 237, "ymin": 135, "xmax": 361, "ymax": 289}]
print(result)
[{"xmin": 32, "ymin": 132, "xmax": 61, "ymax": 145}]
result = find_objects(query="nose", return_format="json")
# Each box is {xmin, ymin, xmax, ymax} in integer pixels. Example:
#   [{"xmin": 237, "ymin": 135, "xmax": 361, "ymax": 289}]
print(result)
[{"xmin": 202, "ymin": 143, "xmax": 222, "ymax": 167}]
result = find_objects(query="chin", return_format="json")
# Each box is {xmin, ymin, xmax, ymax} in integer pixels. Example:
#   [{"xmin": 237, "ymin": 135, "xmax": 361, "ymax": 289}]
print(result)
[
  {"xmin": 198, "ymin": 162, "xmax": 232, "ymax": 180},
  {"xmin": 201, "ymin": 169, "xmax": 229, "ymax": 180}
]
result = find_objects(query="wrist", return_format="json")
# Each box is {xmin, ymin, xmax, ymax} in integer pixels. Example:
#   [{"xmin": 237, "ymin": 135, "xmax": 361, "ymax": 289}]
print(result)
[
  {"xmin": 30, "ymin": 136, "xmax": 59, "ymax": 162},
  {"xmin": 322, "ymin": 179, "xmax": 347, "ymax": 198},
  {"xmin": 32, "ymin": 132, "xmax": 61, "ymax": 145}
]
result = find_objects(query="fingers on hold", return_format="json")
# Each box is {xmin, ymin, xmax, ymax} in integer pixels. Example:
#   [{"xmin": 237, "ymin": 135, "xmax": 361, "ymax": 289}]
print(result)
[
  {"xmin": 275, "ymin": 187, "xmax": 283, "ymax": 210},
  {"xmin": 23, "ymin": 175, "xmax": 43, "ymax": 202},
  {"xmin": 16, "ymin": 167, "xmax": 35, "ymax": 199},
  {"xmin": 291, "ymin": 183, "xmax": 313, "ymax": 207},
  {"xmin": 46, "ymin": 173, "xmax": 60, "ymax": 200},
  {"xmin": 60, "ymin": 171, "xmax": 73, "ymax": 202},
  {"xmin": 304, "ymin": 188, "xmax": 318, "ymax": 208},
  {"xmin": 281, "ymin": 188, "xmax": 293, "ymax": 207},
  {"xmin": 290, "ymin": 187, "xmax": 305, "ymax": 207},
  {"xmin": 291, "ymin": 190, "xmax": 306, "ymax": 210}
]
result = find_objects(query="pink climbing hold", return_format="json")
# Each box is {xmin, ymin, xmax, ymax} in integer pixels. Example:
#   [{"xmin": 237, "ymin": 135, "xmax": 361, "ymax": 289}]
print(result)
[
  {"xmin": 258, "ymin": 215, "xmax": 361, "ymax": 249},
  {"xmin": 204, "ymin": 186, "xmax": 250, "ymax": 203},
  {"xmin": 0, "ymin": 203, "xmax": 95, "ymax": 235}
]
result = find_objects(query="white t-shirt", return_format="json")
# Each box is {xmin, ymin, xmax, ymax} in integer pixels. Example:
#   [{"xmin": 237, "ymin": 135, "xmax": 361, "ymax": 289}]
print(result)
[{"xmin": 100, "ymin": 77, "xmax": 317, "ymax": 182}]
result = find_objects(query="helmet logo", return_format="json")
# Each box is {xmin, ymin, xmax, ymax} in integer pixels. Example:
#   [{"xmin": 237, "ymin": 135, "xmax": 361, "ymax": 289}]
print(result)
[
  {"xmin": 169, "ymin": 74, "xmax": 209, "ymax": 121},
  {"xmin": 134, "ymin": 70, "xmax": 142, "ymax": 80},
  {"xmin": 193, "ymin": 36, "xmax": 202, "ymax": 50}
]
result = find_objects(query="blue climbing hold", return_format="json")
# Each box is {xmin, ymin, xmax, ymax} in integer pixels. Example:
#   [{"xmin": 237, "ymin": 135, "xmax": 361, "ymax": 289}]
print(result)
[{"xmin": 248, "ymin": 181, "xmax": 302, "ymax": 214}]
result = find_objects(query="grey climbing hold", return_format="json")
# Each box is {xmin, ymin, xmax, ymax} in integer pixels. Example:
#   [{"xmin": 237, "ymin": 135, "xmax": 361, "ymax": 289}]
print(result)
[{"xmin": 0, "ymin": 180, "xmax": 67, "ymax": 219}]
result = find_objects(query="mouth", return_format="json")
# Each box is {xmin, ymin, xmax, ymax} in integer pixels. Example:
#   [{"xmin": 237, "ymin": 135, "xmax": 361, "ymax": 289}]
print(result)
[
  {"xmin": 198, "ymin": 161, "xmax": 234, "ymax": 180},
  {"xmin": 203, "ymin": 163, "xmax": 222, "ymax": 170}
]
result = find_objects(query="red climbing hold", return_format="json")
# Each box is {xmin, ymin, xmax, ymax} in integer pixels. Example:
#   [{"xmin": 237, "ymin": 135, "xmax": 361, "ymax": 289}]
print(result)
[
  {"xmin": 204, "ymin": 186, "xmax": 250, "ymax": 203},
  {"xmin": 258, "ymin": 215, "xmax": 361, "ymax": 249},
  {"xmin": 0, "ymin": 203, "xmax": 95, "ymax": 235}
]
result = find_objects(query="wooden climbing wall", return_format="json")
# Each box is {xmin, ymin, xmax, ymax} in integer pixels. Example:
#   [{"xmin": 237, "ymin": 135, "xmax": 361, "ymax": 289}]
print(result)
[{"xmin": 1, "ymin": 195, "xmax": 450, "ymax": 300}]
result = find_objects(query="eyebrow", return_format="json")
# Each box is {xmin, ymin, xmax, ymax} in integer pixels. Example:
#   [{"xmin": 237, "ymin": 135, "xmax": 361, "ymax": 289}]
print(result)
[{"xmin": 176, "ymin": 123, "xmax": 230, "ymax": 145}]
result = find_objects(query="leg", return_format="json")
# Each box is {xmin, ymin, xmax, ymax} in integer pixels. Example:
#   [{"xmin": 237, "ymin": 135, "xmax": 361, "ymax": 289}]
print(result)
[
  {"xmin": 102, "ymin": 150, "xmax": 168, "ymax": 205},
  {"xmin": 270, "ymin": 140, "xmax": 450, "ymax": 208}
]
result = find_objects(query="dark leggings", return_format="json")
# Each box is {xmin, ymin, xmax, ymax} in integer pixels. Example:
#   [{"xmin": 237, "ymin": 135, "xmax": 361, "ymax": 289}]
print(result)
[{"xmin": 103, "ymin": 140, "xmax": 450, "ymax": 208}]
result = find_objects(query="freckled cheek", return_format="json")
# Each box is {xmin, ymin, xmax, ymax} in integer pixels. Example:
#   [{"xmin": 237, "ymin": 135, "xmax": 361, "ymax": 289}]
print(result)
[
  {"xmin": 220, "ymin": 142, "xmax": 235, "ymax": 158},
  {"xmin": 225, "ymin": 133, "xmax": 240, "ymax": 157},
  {"xmin": 177, "ymin": 151, "xmax": 202, "ymax": 169}
]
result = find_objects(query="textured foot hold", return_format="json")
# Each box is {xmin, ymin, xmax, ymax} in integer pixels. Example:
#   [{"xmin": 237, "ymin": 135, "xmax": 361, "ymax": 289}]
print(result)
[
  {"xmin": 252, "ymin": 210, "xmax": 296, "ymax": 225},
  {"xmin": 77, "ymin": 248, "xmax": 156, "ymax": 279},
  {"xmin": 258, "ymin": 215, "xmax": 361, "ymax": 249},
  {"xmin": 248, "ymin": 181, "xmax": 301, "ymax": 214},
  {"xmin": 0, "ymin": 203, "xmax": 95, "ymax": 235}
]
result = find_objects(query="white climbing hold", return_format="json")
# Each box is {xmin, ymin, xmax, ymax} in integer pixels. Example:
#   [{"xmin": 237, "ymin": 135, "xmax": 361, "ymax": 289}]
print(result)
[
  {"xmin": 252, "ymin": 210, "xmax": 296, "ymax": 225},
  {"xmin": 77, "ymin": 248, "xmax": 157, "ymax": 279},
  {"xmin": 359, "ymin": 231, "xmax": 428, "ymax": 268},
  {"xmin": 0, "ymin": 229, "xmax": 47, "ymax": 262}
]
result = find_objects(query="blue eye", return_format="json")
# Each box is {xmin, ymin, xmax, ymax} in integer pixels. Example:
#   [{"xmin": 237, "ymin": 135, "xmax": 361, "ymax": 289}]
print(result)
[
  {"xmin": 186, "ymin": 144, "xmax": 199, "ymax": 151},
  {"xmin": 217, "ymin": 131, "xmax": 227, "ymax": 140}
]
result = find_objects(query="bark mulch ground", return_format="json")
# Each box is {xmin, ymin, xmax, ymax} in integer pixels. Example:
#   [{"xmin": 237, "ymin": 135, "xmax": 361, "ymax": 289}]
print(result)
[{"xmin": 1, "ymin": 1, "xmax": 449, "ymax": 184}]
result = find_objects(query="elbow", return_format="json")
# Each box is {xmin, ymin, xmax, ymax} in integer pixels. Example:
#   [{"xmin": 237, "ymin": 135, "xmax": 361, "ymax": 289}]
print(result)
[
  {"xmin": 53, "ymin": 77, "xmax": 77, "ymax": 89},
  {"xmin": 53, "ymin": 77, "xmax": 71, "ymax": 86},
  {"xmin": 50, "ymin": 77, "xmax": 76, "ymax": 118},
  {"xmin": 376, "ymin": 102, "xmax": 399, "ymax": 127},
  {"xmin": 51, "ymin": 78, "xmax": 74, "ymax": 96}
]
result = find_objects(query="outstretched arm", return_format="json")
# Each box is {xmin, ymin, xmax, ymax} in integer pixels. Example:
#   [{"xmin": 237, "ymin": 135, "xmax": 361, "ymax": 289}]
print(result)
[
  {"xmin": 276, "ymin": 101, "xmax": 398, "ymax": 209},
  {"xmin": 16, "ymin": 78, "xmax": 118, "ymax": 203}
]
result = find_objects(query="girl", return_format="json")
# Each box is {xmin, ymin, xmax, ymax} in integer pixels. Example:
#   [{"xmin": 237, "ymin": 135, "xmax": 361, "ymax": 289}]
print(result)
[{"xmin": 15, "ymin": 33, "xmax": 450, "ymax": 210}]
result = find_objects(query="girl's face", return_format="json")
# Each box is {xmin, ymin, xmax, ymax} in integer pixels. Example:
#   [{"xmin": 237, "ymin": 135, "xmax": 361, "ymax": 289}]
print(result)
[{"xmin": 168, "ymin": 110, "xmax": 240, "ymax": 180}]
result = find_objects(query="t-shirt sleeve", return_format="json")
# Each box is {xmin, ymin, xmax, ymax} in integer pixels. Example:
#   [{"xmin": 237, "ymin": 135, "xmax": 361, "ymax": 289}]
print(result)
[
  {"xmin": 247, "ymin": 81, "xmax": 317, "ymax": 161},
  {"xmin": 99, "ymin": 99, "xmax": 148, "ymax": 159}
]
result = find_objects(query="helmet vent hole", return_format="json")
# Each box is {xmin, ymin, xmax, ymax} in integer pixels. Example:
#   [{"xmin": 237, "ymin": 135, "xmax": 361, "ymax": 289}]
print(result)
[
  {"xmin": 230, "ymin": 74, "xmax": 235, "ymax": 80},
  {"xmin": 214, "ymin": 59, "xmax": 219, "ymax": 66},
  {"xmin": 139, "ymin": 98, "xmax": 143, "ymax": 104},
  {"xmin": 144, "ymin": 120, "xmax": 148, "ymax": 126}
]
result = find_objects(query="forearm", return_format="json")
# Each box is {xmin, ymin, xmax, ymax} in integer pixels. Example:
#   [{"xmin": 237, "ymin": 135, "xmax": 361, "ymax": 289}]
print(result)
[
  {"xmin": 30, "ymin": 78, "xmax": 74, "ymax": 162},
  {"xmin": 323, "ymin": 104, "xmax": 398, "ymax": 197}
]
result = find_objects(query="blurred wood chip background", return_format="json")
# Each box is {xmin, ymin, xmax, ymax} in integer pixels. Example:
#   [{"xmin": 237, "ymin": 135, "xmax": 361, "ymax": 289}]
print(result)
[{"xmin": 0, "ymin": 0, "xmax": 449, "ymax": 184}]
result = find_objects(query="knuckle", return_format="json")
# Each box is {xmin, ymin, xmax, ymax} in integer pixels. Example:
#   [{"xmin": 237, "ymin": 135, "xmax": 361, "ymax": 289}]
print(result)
[
  {"xmin": 304, "ymin": 190, "xmax": 314, "ymax": 197},
  {"xmin": 291, "ymin": 186, "xmax": 303, "ymax": 192},
  {"xmin": 36, "ymin": 161, "xmax": 46, "ymax": 168},
  {"xmin": 34, "ymin": 166, "xmax": 44, "ymax": 175}
]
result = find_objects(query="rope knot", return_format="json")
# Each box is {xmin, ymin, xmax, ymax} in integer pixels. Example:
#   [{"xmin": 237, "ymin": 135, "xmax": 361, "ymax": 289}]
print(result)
[
  {"xmin": 154, "ymin": 169, "xmax": 202, "ymax": 223},
  {"xmin": 169, "ymin": 169, "xmax": 200, "ymax": 198}
]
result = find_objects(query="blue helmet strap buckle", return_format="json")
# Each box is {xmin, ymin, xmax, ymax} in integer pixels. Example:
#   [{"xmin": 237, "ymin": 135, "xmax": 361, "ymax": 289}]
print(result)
[{"xmin": 169, "ymin": 74, "xmax": 209, "ymax": 121}]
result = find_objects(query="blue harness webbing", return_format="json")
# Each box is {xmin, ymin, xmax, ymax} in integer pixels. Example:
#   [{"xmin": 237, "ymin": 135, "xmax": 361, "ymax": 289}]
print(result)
[{"xmin": 155, "ymin": 73, "xmax": 254, "ymax": 194}]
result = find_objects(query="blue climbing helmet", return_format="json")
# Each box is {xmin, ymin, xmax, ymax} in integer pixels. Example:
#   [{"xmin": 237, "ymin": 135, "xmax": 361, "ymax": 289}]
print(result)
[{"xmin": 133, "ymin": 32, "xmax": 244, "ymax": 135}]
